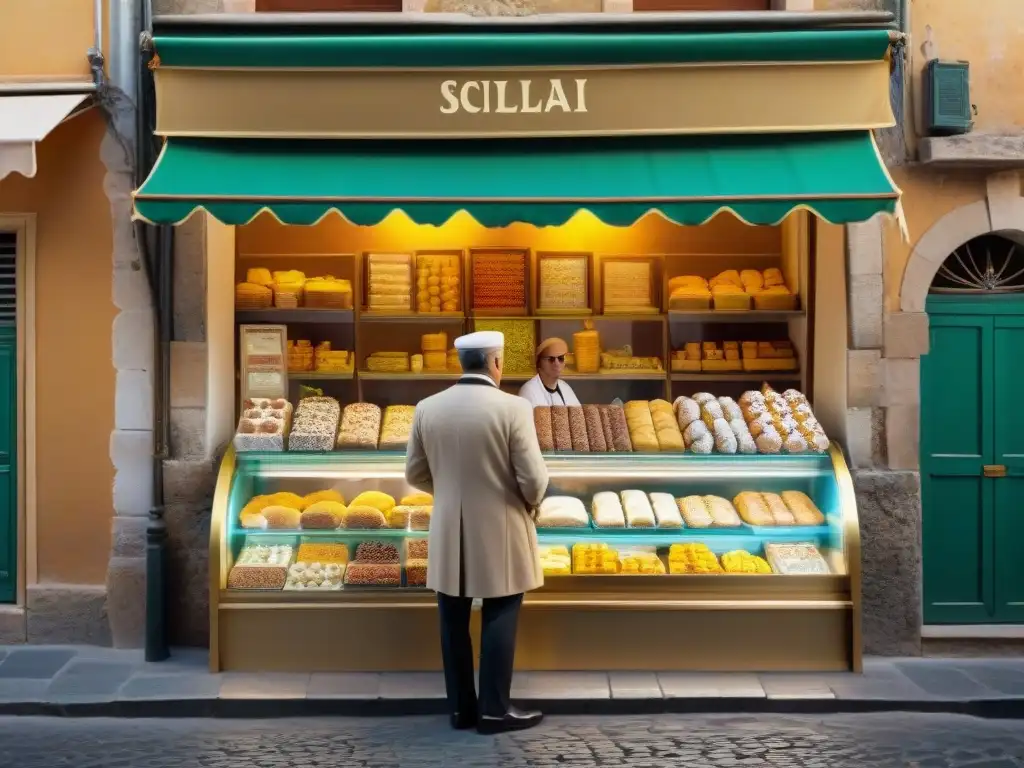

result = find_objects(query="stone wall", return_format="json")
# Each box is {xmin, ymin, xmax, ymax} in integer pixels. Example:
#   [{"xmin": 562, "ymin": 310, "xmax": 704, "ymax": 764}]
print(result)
[{"xmin": 845, "ymin": 215, "xmax": 927, "ymax": 655}]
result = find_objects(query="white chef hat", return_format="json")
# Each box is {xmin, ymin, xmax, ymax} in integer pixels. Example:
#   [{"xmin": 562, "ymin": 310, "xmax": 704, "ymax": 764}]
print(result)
[{"xmin": 454, "ymin": 331, "xmax": 504, "ymax": 352}]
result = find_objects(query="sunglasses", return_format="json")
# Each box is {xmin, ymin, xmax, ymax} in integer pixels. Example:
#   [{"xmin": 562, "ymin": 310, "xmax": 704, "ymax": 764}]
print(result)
[{"xmin": 541, "ymin": 355, "xmax": 566, "ymax": 363}]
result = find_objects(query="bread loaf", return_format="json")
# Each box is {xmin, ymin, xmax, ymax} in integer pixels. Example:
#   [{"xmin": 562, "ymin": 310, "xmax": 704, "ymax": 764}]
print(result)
[
  {"xmin": 781, "ymin": 490, "xmax": 825, "ymax": 525},
  {"xmin": 591, "ymin": 491, "xmax": 626, "ymax": 528},
  {"xmin": 676, "ymin": 496, "xmax": 713, "ymax": 528},
  {"xmin": 551, "ymin": 407, "xmax": 572, "ymax": 451},
  {"xmin": 734, "ymin": 491, "xmax": 772, "ymax": 526},
  {"xmin": 533, "ymin": 407, "xmax": 554, "ymax": 452},
  {"xmin": 704, "ymin": 495, "xmax": 742, "ymax": 527},
  {"xmin": 537, "ymin": 496, "xmax": 589, "ymax": 528},
  {"xmin": 621, "ymin": 490, "xmax": 656, "ymax": 528},
  {"xmin": 763, "ymin": 492, "xmax": 796, "ymax": 525},
  {"xmin": 606, "ymin": 406, "xmax": 633, "ymax": 452},
  {"xmin": 568, "ymin": 406, "xmax": 590, "ymax": 452},
  {"xmin": 650, "ymin": 492, "xmax": 683, "ymax": 528},
  {"xmin": 583, "ymin": 405, "xmax": 607, "ymax": 452}
]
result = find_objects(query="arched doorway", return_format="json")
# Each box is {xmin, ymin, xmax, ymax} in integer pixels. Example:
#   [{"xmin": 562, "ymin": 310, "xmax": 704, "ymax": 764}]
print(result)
[{"xmin": 921, "ymin": 233, "xmax": 1024, "ymax": 624}]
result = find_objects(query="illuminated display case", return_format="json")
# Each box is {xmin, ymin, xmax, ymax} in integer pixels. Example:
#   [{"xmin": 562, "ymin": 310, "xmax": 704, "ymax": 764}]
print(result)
[{"xmin": 210, "ymin": 446, "xmax": 861, "ymax": 673}]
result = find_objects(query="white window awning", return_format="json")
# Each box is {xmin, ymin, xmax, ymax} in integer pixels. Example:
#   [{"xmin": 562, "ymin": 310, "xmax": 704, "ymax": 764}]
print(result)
[{"xmin": 0, "ymin": 94, "xmax": 90, "ymax": 181}]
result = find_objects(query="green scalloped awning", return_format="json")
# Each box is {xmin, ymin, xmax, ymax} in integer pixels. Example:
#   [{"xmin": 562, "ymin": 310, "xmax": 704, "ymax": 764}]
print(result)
[
  {"xmin": 152, "ymin": 29, "xmax": 893, "ymax": 69},
  {"xmin": 133, "ymin": 131, "xmax": 900, "ymax": 228}
]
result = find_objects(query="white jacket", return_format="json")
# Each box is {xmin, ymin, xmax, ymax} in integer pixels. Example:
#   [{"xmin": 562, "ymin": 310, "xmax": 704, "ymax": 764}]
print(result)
[{"xmin": 518, "ymin": 375, "xmax": 582, "ymax": 408}]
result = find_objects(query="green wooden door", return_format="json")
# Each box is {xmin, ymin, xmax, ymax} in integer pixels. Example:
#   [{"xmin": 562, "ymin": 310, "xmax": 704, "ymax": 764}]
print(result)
[
  {"xmin": 921, "ymin": 311, "xmax": 993, "ymax": 623},
  {"xmin": 923, "ymin": 296, "xmax": 1024, "ymax": 624},
  {"xmin": 993, "ymin": 315, "xmax": 1024, "ymax": 621},
  {"xmin": 0, "ymin": 328, "xmax": 14, "ymax": 603},
  {"xmin": 0, "ymin": 233, "xmax": 15, "ymax": 603}
]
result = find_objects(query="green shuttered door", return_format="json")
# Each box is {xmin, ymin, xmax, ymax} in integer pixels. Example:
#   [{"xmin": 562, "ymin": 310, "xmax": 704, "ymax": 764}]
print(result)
[
  {"xmin": 922, "ymin": 297, "xmax": 1024, "ymax": 623},
  {"xmin": 0, "ymin": 234, "xmax": 15, "ymax": 603}
]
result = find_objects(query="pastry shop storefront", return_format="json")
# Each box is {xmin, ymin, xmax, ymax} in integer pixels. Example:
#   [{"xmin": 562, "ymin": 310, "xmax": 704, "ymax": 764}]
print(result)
[{"xmin": 135, "ymin": 13, "xmax": 902, "ymax": 673}]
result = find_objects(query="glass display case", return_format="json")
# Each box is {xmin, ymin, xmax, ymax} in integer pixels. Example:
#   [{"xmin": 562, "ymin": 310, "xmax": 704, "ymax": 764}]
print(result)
[{"xmin": 210, "ymin": 445, "xmax": 861, "ymax": 674}]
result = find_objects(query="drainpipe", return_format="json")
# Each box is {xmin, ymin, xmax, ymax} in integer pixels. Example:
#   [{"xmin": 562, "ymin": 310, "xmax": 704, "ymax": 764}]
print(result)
[
  {"xmin": 87, "ymin": 0, "xmax": 104, "ymax": 82},
  {"xmin": 105, "ymin": 0, "xmax": 169, "ymax": 662},
  {"xmin": 134, "ymin": 0, "xmax": 172, "ymax": 663}
]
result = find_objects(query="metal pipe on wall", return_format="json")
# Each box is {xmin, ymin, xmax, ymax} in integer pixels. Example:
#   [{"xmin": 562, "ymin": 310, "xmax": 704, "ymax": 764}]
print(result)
[{"xmin": 106, "ymin": 0, "xmax": 170, "ymax": 661}]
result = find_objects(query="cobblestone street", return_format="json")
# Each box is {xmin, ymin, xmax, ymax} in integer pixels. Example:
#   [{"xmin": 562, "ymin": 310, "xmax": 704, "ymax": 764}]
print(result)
[{"xmin": 0, "ymin": 714, "xmax": 1021, "ymax": 768}]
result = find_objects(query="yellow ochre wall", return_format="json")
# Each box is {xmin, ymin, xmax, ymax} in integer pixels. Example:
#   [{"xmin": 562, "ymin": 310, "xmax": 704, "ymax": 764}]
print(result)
[
  {"xmin": 0, "ymin": 110, "xmax": 116, "ymax": 585},
  {"xmin": 873, "ymin": 0, "xmax": 1024, "ymax": 309},
  {"xmin": 0, "ymin": 0, "xmax": 102, "ymax": 83},
  {"xmin": 237, "ymin": 209, "xmax": 782, "ymax": 258}
]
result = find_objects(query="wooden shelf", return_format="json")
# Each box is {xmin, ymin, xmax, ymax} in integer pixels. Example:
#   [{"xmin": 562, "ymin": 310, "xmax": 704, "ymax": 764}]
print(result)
[
  {"xmin": 671, "ymin": 372, "xmax": 801, "ymax": 382},
  {"xmin": 359, "ymin": 371, "xmax": 533, "ymax": 382},
  {"xmin": 236, "ymin": 309, "xmax": 354, "ymax": 324},
  {"xmin": 534, "ymin": 314, "xmax": 666, "ymax": 323},
  {"xmin": 359, "ymin": 312, "xmax": 465, "ymax": 322},
  {"xmin": 561, "ymin": 371, "xmax": 666, "ymax": 381},
  {"xmin": 668, "ymin": 310, "xmax": 803, "ymax": 324},
  {"xmin": 359, "ymin": 371, "xmax": 461, "ymax": 381},
  {"xmin": 288, "ymin": 371, "xmax": 355, "ymax": 380}
]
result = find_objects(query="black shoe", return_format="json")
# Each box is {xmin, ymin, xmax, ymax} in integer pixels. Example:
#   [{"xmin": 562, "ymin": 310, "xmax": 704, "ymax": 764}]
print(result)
[
  {"xmin": 450, "ymin": 711, "xmax": 477, "ymax": 730},
  {"xmin": 477, "ymin": 706, "xmax": 543, "ymax": 735}
]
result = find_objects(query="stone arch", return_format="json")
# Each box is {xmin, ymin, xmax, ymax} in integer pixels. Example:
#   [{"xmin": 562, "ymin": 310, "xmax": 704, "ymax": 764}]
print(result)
[
  {"xmin": 900, "ymin": 174, "xmax": 1024, "ymax": 312},
  {"xmin": 900, "ymin": 201, "xmax": 991, "ymax": 312}
]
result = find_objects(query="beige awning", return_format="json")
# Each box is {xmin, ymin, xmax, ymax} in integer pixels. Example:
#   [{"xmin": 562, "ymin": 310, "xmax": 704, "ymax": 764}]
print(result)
[{"xmin": 0, "ymin": 94, "xmax": 89, "ymax": 180}]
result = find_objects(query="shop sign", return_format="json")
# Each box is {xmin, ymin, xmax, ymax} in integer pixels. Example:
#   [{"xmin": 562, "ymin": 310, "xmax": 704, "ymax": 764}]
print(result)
[
  {"xmin": 154, "ymin": 60, "xmax": 893, "ymax": 139},
  {"xmin": 439, "ymin": 78, "xmax": 588, "ymax": 115}
]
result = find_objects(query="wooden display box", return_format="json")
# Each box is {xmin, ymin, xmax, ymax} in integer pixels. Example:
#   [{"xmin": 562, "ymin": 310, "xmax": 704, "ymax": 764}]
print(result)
[
  {"xmin": 361, "ymin": 252, "xmax": 415, "ymax": 316},
  {"xmin": 599, "ymin": 255, "xmax": 662, "ymax": 315},
  {"xmin": 468, "ymin": 247, "xmax": 531, "ymax": 316},
  {"xmin": 413, "ymin": 249, "xmax": 466, "ymax": 317},
  {"xmin": 533, "ymin": 251, "xmax": 593, "ymax": 316}
]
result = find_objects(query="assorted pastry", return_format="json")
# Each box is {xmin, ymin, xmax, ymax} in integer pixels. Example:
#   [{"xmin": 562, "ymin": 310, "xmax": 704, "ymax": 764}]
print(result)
[
  {"xmin": 416, "ymin": 253, "xmax": 462, "ymax": 314},
  {"xmin": 233, "ymin": 397, "xmax": 292, "ymax": 453},
  {"xmin": 229, "ymin": 485, "xmax": 833, "ymax": 586},
  {"xmin": 670, "ymin": 340, "xmax": 797, "ymax": 374},
  {"xmin": 532, "ymin": 489, "xmax": 827, "ymax": 531},
  {"xmin": 287, "ymin": 341, "xmax": 353, "ymax": 374},
  {"xmin": 235, "ymin": 268, "xmax": 353, "ymax": 310},
  {"xmin": 471, "ymin": 251, "xmax": 527, "ymax": 313},
  {"xmin": 238, "ymin": 489, "xmax": 432, "ymax": 532},
  {"xmin": 667, "ymin": 268, "xmax": 797, "ymax": 312}
]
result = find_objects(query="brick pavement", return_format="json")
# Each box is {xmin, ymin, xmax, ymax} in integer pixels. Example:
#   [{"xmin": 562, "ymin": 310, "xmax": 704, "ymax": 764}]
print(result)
[
  {"xmin": 1, "ymin": 714, "xmax": 1023, "ymax": 767},
  {"xmin": 2, "ymin": 646, "xmax": 1024, "ymax": 718}
]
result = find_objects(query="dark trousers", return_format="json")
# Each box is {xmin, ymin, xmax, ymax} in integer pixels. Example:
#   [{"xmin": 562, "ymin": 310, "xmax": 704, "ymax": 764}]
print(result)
[{"xmin": 437, "ymin": 591, "xmax": 523, "ymax": 718}]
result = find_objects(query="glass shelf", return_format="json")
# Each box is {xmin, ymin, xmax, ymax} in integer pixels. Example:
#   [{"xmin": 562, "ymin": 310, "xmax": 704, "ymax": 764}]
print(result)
[
  {"xmin": 233, "ymin": 448, "xmax": 835, "ymax": 480},
  {"xmin": 230, "ymin": 527, "xmax": 429, "ymax": 539}
]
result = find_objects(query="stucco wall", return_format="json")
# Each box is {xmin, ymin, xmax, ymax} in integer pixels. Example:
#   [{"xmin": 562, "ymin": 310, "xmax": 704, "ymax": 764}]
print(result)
[
  {"xmin": 884, "ymin": 167, "xmax": 988, "ymax": 312},
  {"xmin": 907, "ymin": 0, "xmax": 1024, "ymax": 134},
  {"xmin": 0, "ymin": 110, "xmax": 116, "ymax": 586},
  {"xmin": 0, "ymin": 0, "xmax": 99, "ymax": 83}
]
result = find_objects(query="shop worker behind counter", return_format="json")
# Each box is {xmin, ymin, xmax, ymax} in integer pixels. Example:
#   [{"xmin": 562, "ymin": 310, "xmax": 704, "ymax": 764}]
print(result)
[
  {"xmin": 519, "ymin": 337, "xmax": 582, "ymax": 407},
  {"xmin": 405, "ymin": 330, "xmax": 549, "ymax": 735}
]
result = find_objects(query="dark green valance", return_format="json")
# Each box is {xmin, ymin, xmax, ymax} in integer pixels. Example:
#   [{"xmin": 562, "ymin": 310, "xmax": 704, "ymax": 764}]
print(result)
[
  {"xmin": 133, "ymin": 131, "xmax": 899, "ymax": 229},
  {"xmin": 152, "ymin": 29, "xmax": 892, "ymax": 69}
]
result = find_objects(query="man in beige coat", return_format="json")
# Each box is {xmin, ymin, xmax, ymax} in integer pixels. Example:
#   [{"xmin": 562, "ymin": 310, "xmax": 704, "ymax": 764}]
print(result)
[{"xmin": 406, "ymin": 330, "xmax": 549, "ymax": 734}]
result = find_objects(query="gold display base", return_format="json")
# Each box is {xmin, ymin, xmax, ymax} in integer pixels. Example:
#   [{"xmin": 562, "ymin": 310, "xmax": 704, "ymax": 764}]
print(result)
[
  {"xmin": 215, "ymin": 595, "xmax": 852, "ymax": 673},
  {"xmin": 213, "ymin": 576, "xmax": 855, "ymax": 673}
]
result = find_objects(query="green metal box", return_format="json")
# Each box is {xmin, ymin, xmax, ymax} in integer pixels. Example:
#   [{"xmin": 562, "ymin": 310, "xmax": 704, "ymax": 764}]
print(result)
[{"xmin": 924, "ymin": 59, "xmax": 973, "ymax": 136}]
